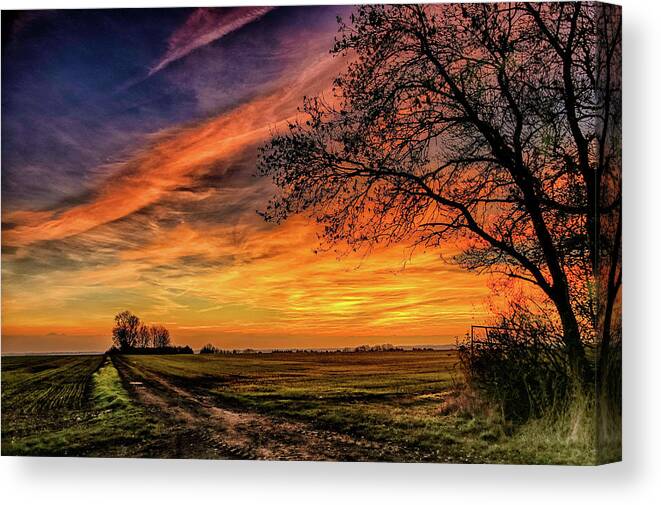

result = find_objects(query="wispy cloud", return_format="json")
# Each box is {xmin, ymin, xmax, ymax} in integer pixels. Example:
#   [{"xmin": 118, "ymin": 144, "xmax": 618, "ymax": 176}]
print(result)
[
  {"xmin": 149, "ymin": 7, "xmax": 275, "ymax": 77},
  {"xmin": 3, "ymin": 53, "xmax": 342, "ymax": 248}
]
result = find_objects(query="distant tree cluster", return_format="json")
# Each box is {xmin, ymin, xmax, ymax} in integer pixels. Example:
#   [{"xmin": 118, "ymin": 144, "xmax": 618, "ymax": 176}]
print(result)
[
  {"xmin": 198, "ymin": 343, "xmax": 442, "ymax": 355},
  {"xmin": 351, "ymin": 344, "xmax": 402, "ymax": 353},
  {"xmin": 271, "ymin": 344, "xmax": 411, "ymax": 354},
  {"xmin": 199, "ymin": 344, "xmax": 259, "ymax": 355},
  {"xmin": 199, "ymin": 343, "xmax": 219, "ymax": 354},
  {"xmin": 295, "ymin": 344, "xmax": 404, "ymax": 353},
  {"xmin": 111, "ymin": 311, "xmax": 192, "ymax": 354}
]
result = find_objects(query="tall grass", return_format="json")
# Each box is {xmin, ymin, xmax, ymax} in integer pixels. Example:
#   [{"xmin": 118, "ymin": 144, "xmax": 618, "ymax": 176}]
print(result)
[{"xmin": 457, "ymin": 328, "xmax": 621, "ymax": 465}]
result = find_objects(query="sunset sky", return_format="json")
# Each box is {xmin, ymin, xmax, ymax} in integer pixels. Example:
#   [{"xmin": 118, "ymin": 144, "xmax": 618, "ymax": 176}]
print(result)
[{"xmin": 1, "ymin": 6, "xmax": 490, "ymax": 353}]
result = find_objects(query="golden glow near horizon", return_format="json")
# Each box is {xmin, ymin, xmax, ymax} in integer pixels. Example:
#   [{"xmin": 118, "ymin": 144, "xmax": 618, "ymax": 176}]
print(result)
[{"xmin": 2, "ymin": 213, "xmax": 491, "ymax": 352}]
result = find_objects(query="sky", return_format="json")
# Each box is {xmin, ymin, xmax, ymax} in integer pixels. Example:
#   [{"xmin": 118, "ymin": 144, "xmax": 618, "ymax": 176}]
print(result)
[{"xmin": 1, "ymin": 6, "xmax": 490, "ymax": 353}]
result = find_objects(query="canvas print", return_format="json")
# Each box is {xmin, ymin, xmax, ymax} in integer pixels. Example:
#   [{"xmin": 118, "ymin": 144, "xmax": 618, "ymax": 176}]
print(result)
[{"xmin": 1, "ymin": 2, "xmax": 621, "ymax": 464}]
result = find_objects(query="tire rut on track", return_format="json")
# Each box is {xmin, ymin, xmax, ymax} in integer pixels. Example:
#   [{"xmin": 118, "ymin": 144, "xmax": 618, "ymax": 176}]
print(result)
[{"xmin": 113, "ymin": 356, "xmax": 399, "ymax": 461}]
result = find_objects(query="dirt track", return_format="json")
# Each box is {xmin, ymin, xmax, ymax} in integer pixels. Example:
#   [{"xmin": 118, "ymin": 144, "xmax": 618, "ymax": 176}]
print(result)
[{"xmin": 113, "ymin": 356, "xmax": 398, "ymax": 461}]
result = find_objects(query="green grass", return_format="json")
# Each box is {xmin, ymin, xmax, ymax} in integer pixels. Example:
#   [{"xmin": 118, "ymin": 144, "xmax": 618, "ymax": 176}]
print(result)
[
  {"xmin": 2, "ymin": 355, "xmax": 103, "ymax": 413},
  {"xmin": 2, "ymin": 356, "xmax": 160, "ymax": 456}
]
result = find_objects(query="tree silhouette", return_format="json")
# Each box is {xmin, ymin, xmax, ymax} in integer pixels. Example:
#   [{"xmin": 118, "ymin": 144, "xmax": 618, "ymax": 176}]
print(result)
[
  {"xmin": 136, "ymin": 323, "xmax": 151, "ymax": 348},
  {"xmin": 258, "ymin": 3, "xmax": 621, "ymax": 385},
  {"xmin": 200, "ymin": 343, "xmax": 219, "ymax": 354},
  {"xmin": 150, "ymin": 325, "xmax": 171, "ymax": 348},
  {"xmin": 112, "ymin": 310, "xmax": 141, "ymax": 351}
]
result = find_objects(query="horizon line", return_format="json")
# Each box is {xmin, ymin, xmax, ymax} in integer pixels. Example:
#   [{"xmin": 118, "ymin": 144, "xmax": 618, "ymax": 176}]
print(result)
[{"xmin": 1, "ymin": 342, "xmax": 459, "ymax": 357}]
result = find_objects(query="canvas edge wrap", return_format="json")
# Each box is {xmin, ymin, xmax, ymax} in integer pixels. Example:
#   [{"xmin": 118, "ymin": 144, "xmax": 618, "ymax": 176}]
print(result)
[{"xmin": 594, "ymin": 1, "xmax": 622, "ymax": 465}]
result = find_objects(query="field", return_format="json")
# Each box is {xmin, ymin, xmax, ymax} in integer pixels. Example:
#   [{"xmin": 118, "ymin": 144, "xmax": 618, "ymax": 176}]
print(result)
[
  {"xmin": 2, "ymin": 352, "xmax": 591, "ymax": 463},
  {"xmin": 2, "ymin": 355, "xmax": 161, "ymax": 456}
]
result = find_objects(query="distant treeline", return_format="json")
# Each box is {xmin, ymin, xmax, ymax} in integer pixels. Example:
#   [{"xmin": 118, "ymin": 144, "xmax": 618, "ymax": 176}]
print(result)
[
  {"xmin": 108, "ymin": 312, "xmax": 446, "ymax": 356},
  {"xmin": 108, "ymin": 345, "xmax": 193, "ymax": 355},
  {"xmin": 198, "ymin": 343, "xmax": 440, "ymax": 355},
  {"xmin": 109, "ymin": 310, "xmax": 191, "ymax": 354}
]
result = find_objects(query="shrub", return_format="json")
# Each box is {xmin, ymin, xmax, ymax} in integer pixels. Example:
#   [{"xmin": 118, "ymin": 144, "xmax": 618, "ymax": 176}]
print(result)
[{"xmin": 457, "ymin": 325, "xmax": 574, "ymax": 422}]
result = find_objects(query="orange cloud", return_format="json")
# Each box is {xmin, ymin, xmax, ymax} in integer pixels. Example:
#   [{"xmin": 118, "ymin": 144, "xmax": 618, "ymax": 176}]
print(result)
[
  {"xmin": 3, "ymin": 54, "xmax": 344, "ymax": 248},
  {"xmin": 2, "ymin": 209, "xmax": 491, "ymax": 353}
]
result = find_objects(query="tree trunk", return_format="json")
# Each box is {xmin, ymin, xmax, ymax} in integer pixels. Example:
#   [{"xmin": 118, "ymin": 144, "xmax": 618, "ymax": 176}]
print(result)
[{"xmin": 552, "ymin": 289, "xmax": 593, "ymax": 386}]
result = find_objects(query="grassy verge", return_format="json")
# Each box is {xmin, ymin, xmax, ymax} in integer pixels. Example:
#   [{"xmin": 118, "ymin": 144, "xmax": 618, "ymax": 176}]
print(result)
[
  {"xmin": 2, "ymin": 357, "xmax": 160, "ymax": 456},
  {"xmin": 209, "ymin": 386, "xmax": 596, "ymax": 464}
]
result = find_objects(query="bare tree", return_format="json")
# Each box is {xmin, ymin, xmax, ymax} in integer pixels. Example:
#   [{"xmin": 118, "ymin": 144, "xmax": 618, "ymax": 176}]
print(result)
[
  {"xmin": 258, "ymin": 3, "xmax": 621, "ymax": 386},
  {"xmin": 112, "ymin": 310, "xmax": 141, "ymax": 351},
  {"xmin": 136, "ymin": 323, "xmax": 151, "ymax": 348},
  {"xmin": 150, "ymin": 325, "xmax": 171, "ymax": 348}
]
